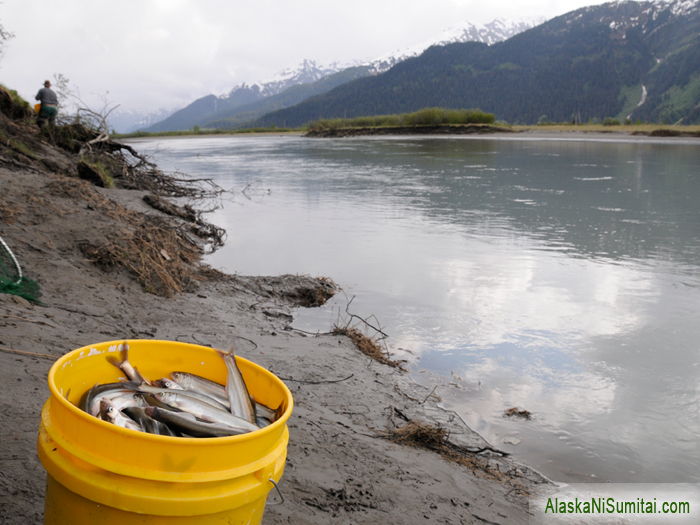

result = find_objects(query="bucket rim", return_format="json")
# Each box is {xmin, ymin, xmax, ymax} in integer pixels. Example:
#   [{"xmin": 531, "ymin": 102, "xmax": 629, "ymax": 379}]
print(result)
[{"xmin": 47, "ymin": 339, "xmax": 294, "ymax": 444}]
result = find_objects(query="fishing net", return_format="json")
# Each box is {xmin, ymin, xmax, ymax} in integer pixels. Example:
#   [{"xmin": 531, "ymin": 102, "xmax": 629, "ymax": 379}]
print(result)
[{"xmin": 0, "ymin": 235, "xmax": 42, "ymax": 304}]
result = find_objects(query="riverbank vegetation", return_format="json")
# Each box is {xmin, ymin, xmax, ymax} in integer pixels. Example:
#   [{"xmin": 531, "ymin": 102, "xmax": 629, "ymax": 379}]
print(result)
[
  {"xmin": 307, "ymin": 107, "xmax": 496, "ymax": 131},
  {"xmin": 515, "ymin": 122, "xmax": 700, "ymax": 136}
]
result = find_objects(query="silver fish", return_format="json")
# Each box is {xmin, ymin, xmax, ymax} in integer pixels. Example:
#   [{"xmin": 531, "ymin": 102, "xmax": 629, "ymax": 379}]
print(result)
[
  {"xmin": 170, "ymin": 371, "xmax": 229, "ymax": 407},
  {"xmin": 107, "ymin": 392, "xmax": 149, "ymax": 412},
  {"xmin": 142, "ymin": 393, "xmax": 184, "ymax": 412},
  {"xmin": 164, "ymin": 375, "xmax": 278, "ymax": 420},
  {"xmin": 79, "ymin": 381, "xmax": 139, "ymax": 418},
  {"xmin": 137, "ymin": 383, "xmax": 229, "ymax": 412},
  {"xmin": 255, "ymin": 400, "xmax": 284, "ymax": 423},
  {"xmin": 122, "ymin": 406, "xmax": 179, "ymax": 436},
  {"xmin": 256, "ymin": 416, "xmax": 273, "ymax": 428},
  {"xmin": 145, "ymin": 406, "xmax": 250, "ymax": 438},
  {"xmin": 159, "ymin": 377, "xmax": 185, "ymax": 390},
  {"xmin": 154, "ymin": 391, "xmax": 258, "ymax": 432},
  {"xmin": 217, "ymin": 346, "xmax": 256, "ymax": 424},
  {"xmin": 99, "ymin": 399, "xmax": 142, "ymax": 432}
]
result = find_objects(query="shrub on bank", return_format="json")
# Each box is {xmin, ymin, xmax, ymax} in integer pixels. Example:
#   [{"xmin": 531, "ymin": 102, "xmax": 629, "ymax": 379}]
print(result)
[{"xmin": 309, "ymin": 108, "xmax": 496, "ymax": 131}]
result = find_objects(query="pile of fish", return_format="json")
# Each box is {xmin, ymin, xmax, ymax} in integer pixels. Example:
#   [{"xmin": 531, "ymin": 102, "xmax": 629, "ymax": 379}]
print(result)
[{"xmin": 77, "ymin": 343, "xmax": 283, "ymax": 438}]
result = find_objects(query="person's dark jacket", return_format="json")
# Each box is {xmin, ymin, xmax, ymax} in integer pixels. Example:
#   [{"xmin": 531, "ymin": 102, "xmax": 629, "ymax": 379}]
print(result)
[{"xmin": 35, "ymin": 87, "xmax": 58, "ymax": 106}]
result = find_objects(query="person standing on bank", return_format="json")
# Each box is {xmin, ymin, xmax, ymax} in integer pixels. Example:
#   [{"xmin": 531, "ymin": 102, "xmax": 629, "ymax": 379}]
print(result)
[{"xmin": 35, "ymin": 80, "xmax": 58, "ymax": 128}]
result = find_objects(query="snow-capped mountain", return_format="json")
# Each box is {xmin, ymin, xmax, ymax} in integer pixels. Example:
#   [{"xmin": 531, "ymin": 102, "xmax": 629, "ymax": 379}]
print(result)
[
  {"xmin": 224, "ymin": 59, "xmax": 362, "ymax": 101},
  {"xmin": 108, "ymin": 107, "xmax": 177, "ymax": 134},
  {"xmin": 574, "ymin": 0, "xmax": 699, "ymax": 35},
  {"xmin": 215, "ymin": 18, "xmax": 542, "ymax": 111},
  {"xmin": 145, "ymin": 17, "xmax": 541, "ymax": 132},
  {"xmin": 365, "ymin": 17, "xmax": 544, "ymax": 73},
  {"xmin": 251, "ymin": 0, "xmax": 700, "ymax": 127},
  {"xmin": 145, "ymin": 59, "xmax": 357, "ymax": 132}
]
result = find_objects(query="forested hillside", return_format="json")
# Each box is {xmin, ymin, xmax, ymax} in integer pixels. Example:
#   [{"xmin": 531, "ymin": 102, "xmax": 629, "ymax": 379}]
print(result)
[{"xmin": 252, "ymin": 0, "xmax": 700, "ymax": 127}]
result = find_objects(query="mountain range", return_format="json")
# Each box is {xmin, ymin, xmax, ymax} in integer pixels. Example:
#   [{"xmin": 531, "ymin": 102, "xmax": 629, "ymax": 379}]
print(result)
[
  {"xmin": 133, "ymin": 0, "xmax": 700, "ymax": 132},
  {"xmin": 141, "ymin": 59, "xmax": 360, "ymax": 133},
  {"xmin": 109, "ymin": 107, "xmax": 175, "ymax": 134},
  {"xmin": 140, "ymin": 17, "xmax": 541, "ymax": 132},
  {"xmin": 253, "ymin": 0, "xmax": 700, "ymax": 127}
]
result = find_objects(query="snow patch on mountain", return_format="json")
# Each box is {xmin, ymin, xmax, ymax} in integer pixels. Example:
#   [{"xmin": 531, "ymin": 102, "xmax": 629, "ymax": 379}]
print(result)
[
  {"xmin": 218, "ymin": 59, "xmax": 361, "ymax": 102},
  {"xmin": 665, "ymin": 0, "xmax": 700, "ymax": 15},
  {"xmin": 108, "ymin": 107, "xmax": 177, "ymax": 133},
  {"xmin": 364, "ymin": 17, "xmax": 544, "ymax": 73},
  {"xmin": 589, "ymin": 0, "xmax": 700, "ymax": 37}
]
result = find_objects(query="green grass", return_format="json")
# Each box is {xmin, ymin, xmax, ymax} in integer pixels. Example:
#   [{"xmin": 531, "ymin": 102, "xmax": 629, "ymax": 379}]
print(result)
[
  {"xmin": 513, "ymin": 123, "xmax": 700, "ymax": 134},
  {"xmin": 0, "ymin": 83, "xmax": 32, "ymax": 112},
  {"xmin": 308, "ymin": 107, "xmax": 496, "ymax": 131},
  {"xmin": 10, "ymin": 139, "xmax": 36, "ymax": 159},
  {"xmin": 83, "ymin": 159, "xmax": 114, "ymax": 188}
]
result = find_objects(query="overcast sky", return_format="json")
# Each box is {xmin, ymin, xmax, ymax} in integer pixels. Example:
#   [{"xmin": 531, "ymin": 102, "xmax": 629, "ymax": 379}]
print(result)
[{"xmin": 2, "ymin": 0, "xmax": 623, "ymax": 114}]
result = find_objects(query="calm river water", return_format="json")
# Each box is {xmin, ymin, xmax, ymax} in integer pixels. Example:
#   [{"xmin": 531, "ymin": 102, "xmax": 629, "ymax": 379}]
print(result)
[{"xmin": 133, "ymin": 133, "xmax": 700, "ymax": 484}]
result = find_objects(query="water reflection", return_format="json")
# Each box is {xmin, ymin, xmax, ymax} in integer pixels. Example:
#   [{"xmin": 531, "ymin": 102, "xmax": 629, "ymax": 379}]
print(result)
[{"xmin": 134, "ymin": 134, "xmax": 700, "ymax": 484}]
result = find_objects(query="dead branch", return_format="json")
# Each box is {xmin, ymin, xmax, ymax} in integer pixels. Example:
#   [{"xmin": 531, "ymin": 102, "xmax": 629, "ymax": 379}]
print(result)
[
  {"xmin": 420, "ymin": 385, "xmax": 439, "ymax": 404},
  {"xmin": 1, "ymin": 315, "xmax": 59, "ymax": 328},
  {"xmin": 0, "ymin": 346, "xmax": 57, "ymax": 360},
  {"xmin": 275, "ymin": 374, "xmax": 354, "ymax": 385},
  {"xmin": 343, "ymin": 295, "xmax": 389, "ymax": 339}
]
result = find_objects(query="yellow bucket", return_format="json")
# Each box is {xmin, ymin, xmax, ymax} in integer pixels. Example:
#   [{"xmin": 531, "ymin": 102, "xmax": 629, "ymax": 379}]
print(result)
[
  {"xmin": 37, "ymin": 340, "xmax": 293, "ymax": 524},
  {"xmin": 35, "ymin": 103, "xmax": 41, "ymax": 113}
]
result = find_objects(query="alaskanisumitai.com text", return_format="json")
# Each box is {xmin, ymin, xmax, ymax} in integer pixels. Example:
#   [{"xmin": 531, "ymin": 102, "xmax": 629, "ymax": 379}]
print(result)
[{"xmin": 545, "ymin": 497, "xmax": 690, "ymax": 515}]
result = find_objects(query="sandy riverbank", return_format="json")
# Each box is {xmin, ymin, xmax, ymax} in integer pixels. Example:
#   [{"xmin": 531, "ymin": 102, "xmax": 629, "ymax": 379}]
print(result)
[{"xmin": 0, "ymin": 106, "xmax": 552, "ymax": 523}]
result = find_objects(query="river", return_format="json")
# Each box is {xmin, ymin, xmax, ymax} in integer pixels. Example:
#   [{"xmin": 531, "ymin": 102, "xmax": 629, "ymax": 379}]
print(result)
[{"xmin": 133, "ymin": 132, "xmax": 700, "ymax": 484}]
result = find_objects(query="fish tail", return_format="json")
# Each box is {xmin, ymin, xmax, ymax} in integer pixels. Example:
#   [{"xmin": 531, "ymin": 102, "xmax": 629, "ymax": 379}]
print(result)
[
  {"xmin": 216, "ymin": 345, "xmax": 234, "ymax": 360},
  {"xmin": 106, "ymin": 340, "xmax": 130, "ymax": 370},
  {"xmin": 120, "ymin": 340, "xmax": 130, "ymax": 361},
  {"xmin": 221, "ymin": 343, "xmax": 236, "ymax": 356}
]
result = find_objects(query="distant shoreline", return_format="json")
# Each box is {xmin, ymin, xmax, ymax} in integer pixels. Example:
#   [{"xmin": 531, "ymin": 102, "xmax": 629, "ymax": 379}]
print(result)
[
  {"xmin": 305, "ymin": 124, "xmax": 512, "ymax": 138},
  {"xmin": 306, "ymin": 123, "xmax": 700, "ymax": 140},
  {"xmin": 494, "ymin": 129, "xmax": 700, "ymax": 144},
  {"xmin": 117, "ymin": 125, "xmax": 700, "ymax": 143}
]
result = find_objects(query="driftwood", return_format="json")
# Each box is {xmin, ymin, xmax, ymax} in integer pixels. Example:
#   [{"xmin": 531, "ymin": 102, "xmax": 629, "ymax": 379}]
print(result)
[
  {"xmin": 143, "ymin": 194, "xmax": 197, "ymax": 222},
  {"xmin": 76, "ymin": 105, "xmax": 119, "ymax": 156}
]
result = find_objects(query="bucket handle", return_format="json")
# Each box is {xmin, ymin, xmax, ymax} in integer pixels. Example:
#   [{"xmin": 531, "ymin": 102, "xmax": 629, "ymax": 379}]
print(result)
[{"xmin": 266, "ymin": 478, "xmax": 285, "ymax": 506}]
